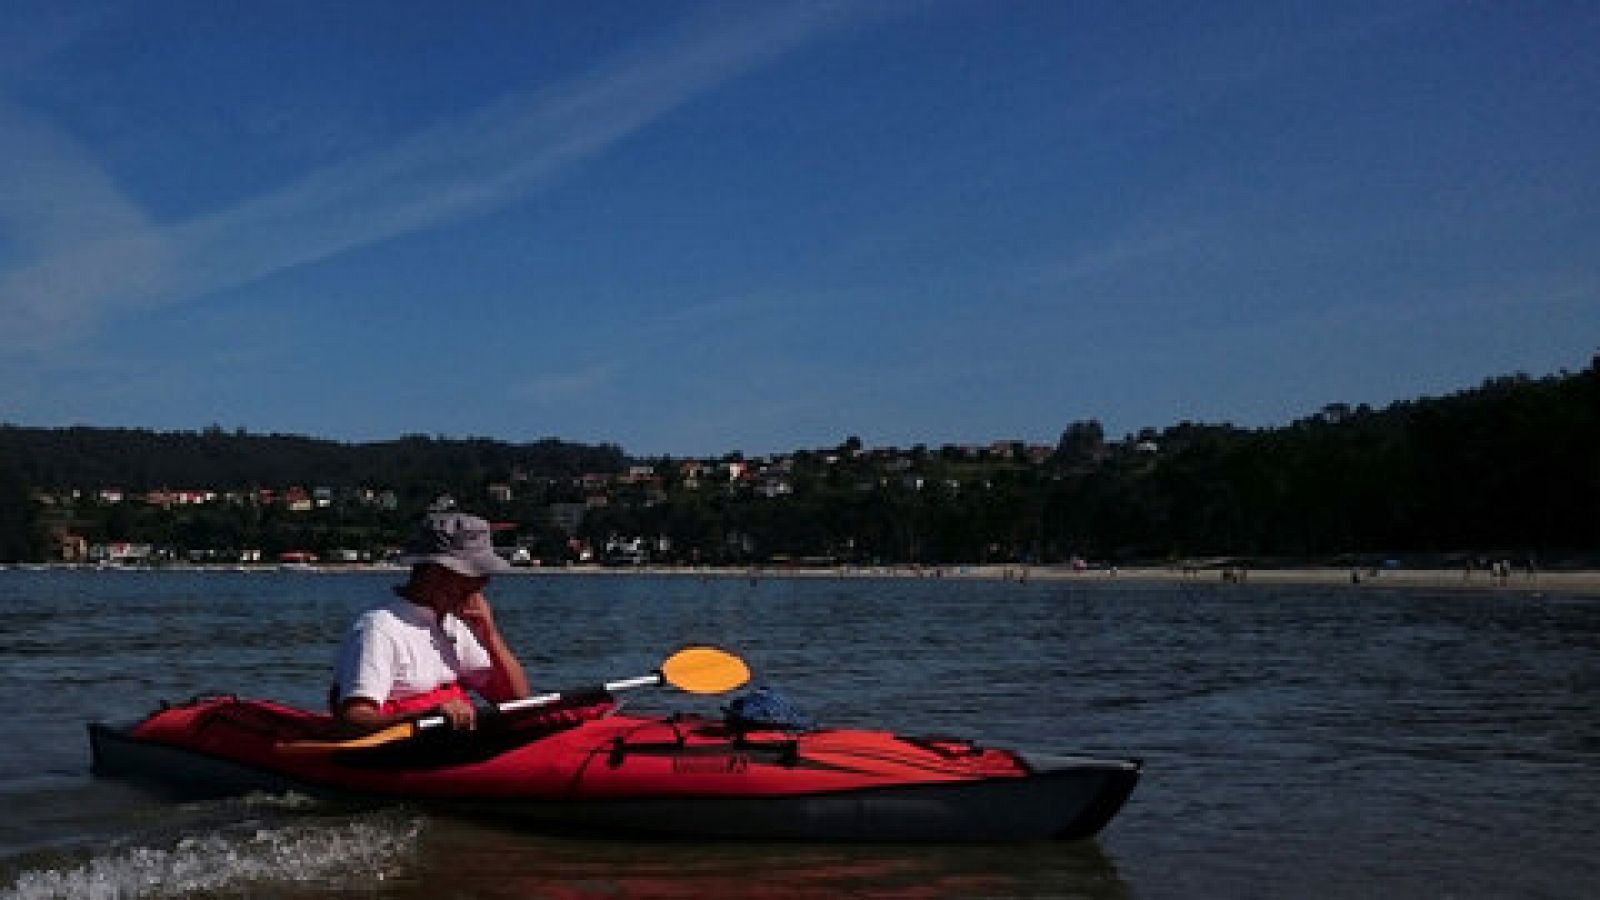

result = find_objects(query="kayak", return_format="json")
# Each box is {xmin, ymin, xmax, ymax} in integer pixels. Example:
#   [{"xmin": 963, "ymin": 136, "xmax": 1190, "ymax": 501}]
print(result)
[{"xmin": 88, "ymin": 695, "xmax": 1140, "ymax": 842}]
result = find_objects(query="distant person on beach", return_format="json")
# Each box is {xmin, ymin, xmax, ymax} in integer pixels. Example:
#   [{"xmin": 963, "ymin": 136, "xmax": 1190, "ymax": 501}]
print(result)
[{"xmin": 330, "ymin": 511, "xmax": 530, "ymax": 734}]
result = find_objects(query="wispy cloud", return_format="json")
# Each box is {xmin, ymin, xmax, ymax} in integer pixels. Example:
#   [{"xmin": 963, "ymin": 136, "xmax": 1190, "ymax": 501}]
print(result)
[
  {"xmin": 1026, "ymin": 220, "xmax": 1214, "ymax": 289},
  {"xmin": 0, "ymin": 98, "xmax": 174, "ymax": 344},
  {"xmin": 0, "ymin": 4, "xmax": 860, "ymax": 354},
  {"xmin": 515, "ymin": 362, "xmax": 620, "ymax": 406}
]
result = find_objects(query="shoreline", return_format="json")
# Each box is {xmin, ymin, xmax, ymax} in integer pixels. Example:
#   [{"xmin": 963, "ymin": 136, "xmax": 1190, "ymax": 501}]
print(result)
[
  {"xmin": 537, "ymin": 563, "xmax": 1600, "ymax": 595},
  {"xmin": 8, "ymin": 561, "xmax": 1598, "ymax": 595}
]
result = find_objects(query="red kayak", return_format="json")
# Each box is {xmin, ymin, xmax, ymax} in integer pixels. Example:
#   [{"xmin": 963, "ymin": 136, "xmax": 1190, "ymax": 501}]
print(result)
[{"xmin": 89, "ymin": 695, "xmax": 1139, "ymax": 842}]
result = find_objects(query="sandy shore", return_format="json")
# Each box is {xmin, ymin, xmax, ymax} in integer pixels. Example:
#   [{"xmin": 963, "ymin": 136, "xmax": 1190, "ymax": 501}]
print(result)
[{"xmin": 1033, "ymin": 566, "xmax": 1600, "ymax": 595}]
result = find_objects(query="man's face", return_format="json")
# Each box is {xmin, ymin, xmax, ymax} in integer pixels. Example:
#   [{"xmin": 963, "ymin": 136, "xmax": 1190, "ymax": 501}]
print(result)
[{"xmin": 422, "ymin": 564, "xmax": 489, "ymax": 607}]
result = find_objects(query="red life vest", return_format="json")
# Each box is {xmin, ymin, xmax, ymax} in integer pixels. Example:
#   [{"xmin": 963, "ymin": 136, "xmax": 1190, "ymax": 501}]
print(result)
[{"xmin": 380, "ymin": 683, "xmax": 471, "ymax": 717}]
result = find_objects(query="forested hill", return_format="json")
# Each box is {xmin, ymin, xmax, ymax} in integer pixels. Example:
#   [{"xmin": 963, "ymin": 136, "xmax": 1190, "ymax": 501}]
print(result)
[
  {"xmin": 1, "ymin": 356, "xmax": 1596, "ymax": 565},
  {"xmin": 1060, "ymin": 356, "xmax": 1599, "ymax": 560},
  {"xmin": 0, "ymin": 428, "xmax": 625, "ymax": 491}
]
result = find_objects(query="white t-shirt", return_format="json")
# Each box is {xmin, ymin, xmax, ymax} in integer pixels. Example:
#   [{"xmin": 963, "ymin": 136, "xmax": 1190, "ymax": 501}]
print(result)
[{"xmin": 333, "ymin": 597, "xmax": 493, "ymax": 707}]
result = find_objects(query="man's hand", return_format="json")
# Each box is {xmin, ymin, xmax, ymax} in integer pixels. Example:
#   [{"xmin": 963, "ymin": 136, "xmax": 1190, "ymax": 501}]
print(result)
[
  {"xmin": 434, "ymin": 694, "xmax": 477, "ymax": 731},
  {"xmin": 454, "ymin": 591, "xmax": 497, "ymax": 639}
]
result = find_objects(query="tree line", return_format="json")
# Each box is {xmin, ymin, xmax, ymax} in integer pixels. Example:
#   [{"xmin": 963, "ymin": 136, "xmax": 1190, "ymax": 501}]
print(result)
[
  {"xmin": 0, "ymin": 430, "xmax": 623, "ymax": 563},
  {"xmin": 0, "ymin": 427, "xmax": 624, "ymax": 492},
  {"xmin": 1, "ymin": 356, "xmax": 1595, "ymax": 566}
]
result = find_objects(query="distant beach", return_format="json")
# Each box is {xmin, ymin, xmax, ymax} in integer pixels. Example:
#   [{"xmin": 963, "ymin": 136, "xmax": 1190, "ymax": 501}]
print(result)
[
  {"xmin": 8, "ymin": 562, "xmax": 1596, "ymax": 595},
  {"xmin": 505, "ymin": 563, "xmax": 1600, "ymax": 595}
]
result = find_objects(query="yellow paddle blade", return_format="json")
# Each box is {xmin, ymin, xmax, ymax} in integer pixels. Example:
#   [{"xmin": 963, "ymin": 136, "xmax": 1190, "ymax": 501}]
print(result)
[
  {"xmin": 659, "ymin": 645, "xmax": 750, "ymax": 695},
  {"xmin": 278, "ymin": 720, "xmax": 418, "ymax": 754}
]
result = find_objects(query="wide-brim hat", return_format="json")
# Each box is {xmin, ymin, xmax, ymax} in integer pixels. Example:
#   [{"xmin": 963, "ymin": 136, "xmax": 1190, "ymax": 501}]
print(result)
[{"xmin": 397, "ymin": 512, "xmax": 512, "ymax": 576}]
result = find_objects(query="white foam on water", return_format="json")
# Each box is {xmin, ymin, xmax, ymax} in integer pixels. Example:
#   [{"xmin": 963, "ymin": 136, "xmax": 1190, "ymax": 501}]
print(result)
[
  {"xmin": 224, "ymin": 790, "xmax": 324, "ymax": 812},
  {"xmin": 1, "ymin": 814, "xmax": 423, "ymax": 899}
]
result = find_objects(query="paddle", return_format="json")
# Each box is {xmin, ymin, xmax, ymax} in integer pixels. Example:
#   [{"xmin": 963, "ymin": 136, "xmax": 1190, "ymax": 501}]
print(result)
[{"xmin": 281, "ymin": 644, "xmax": 749, "ymax": 752}]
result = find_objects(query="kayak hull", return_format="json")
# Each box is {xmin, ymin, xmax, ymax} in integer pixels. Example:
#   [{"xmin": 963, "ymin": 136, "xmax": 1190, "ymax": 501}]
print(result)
[
  {"xmin": 88, "ymin": 699, "xmax": 1138, "ymax": 843},
  {"xmin": 459, "ymin": 759, "xmax": 1138, "ymax": 842}
]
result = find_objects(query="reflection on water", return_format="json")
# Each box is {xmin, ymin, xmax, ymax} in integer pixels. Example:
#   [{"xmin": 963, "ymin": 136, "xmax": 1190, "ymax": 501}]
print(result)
[
  {"xmin": 389, "ymin": 818, "xmax": 1131, "ymax": 899},
  {"xmin": 1, "ymin": 570, "xmax": 1597, "ymax": 898}
]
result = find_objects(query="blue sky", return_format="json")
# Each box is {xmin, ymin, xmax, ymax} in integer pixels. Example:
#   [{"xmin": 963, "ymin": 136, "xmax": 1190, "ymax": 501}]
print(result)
[{"xmin": 2, "ymin": 1, "xmax": 1596, "ymax": 457}]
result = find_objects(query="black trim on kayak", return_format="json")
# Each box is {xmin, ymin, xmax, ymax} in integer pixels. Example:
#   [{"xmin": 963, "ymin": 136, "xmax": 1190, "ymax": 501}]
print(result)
[{"xmin": 331, "ymin": 721, "xmax": 579, "ymax": 770}]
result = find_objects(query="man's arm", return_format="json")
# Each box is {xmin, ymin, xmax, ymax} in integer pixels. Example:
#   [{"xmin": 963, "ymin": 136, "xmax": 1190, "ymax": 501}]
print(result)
[
  {"xmin": 337, "ymin": 694, "xmax": 476, "ymax": 733},
  {"xmin": 455, "ymin": 592, "xmax": 531, "ymax": 703}
]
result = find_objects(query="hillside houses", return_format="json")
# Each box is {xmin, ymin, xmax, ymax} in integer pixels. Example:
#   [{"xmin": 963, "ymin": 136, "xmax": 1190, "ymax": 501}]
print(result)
[
  {"xmin": 31, "ymin": 438, "xmax": 1073, "ymax": 522},
  {"xmin": 34, "ymin": 485, "xmax": 402, "ymax": 511},
  {"xmin": 26, "ymin": 435, "xmax": 1092, "ymax": 566}
]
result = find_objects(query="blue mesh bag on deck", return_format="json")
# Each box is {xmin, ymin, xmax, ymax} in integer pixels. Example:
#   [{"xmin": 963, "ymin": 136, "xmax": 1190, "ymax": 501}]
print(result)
[{"xmin": 722, "ymin": 685, "xmax": 817, "ymax": 732}]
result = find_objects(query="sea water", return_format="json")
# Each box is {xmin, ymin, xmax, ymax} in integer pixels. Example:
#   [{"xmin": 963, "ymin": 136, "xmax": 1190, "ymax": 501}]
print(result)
[{"xmin": 0, "ymin": 569, "xmax": 1596, "ymax": 898}]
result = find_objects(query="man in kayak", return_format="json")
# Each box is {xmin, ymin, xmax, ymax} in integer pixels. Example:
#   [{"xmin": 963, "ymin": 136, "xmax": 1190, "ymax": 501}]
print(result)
[{"xmin": 331, "ymin": 511, "xmax": 531, "ymax": 734}]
